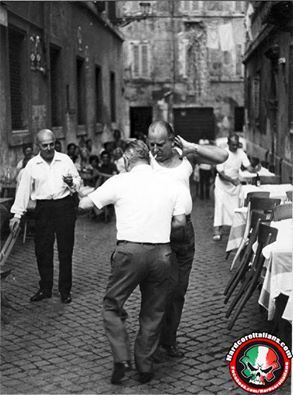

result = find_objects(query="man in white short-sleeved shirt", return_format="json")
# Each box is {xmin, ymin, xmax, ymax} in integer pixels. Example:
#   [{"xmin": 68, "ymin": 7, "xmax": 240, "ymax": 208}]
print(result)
[
  {"xmin": 213, "ymin": 134, "xmax": 254, "ymax": 240},
  {"xmin": 79, "ymin": 139, "xmax": 186, "ymax": 385}
]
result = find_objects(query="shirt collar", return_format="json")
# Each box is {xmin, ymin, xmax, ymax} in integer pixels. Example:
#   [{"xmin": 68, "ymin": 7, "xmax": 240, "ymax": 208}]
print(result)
[{"xmin": 35, "ymin": 151, "xmax": 62, "ymax": 164}]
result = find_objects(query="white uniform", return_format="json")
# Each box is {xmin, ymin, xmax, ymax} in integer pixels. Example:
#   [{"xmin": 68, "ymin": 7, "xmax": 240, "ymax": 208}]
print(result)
[{"xmin": 214, "ymin": 149, "xmax": 250, "ymax": 227}]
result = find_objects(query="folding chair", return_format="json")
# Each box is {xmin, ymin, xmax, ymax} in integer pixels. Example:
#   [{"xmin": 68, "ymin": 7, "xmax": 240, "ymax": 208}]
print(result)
[
  {"xmin": 224, "ymin": 211, "xmax": 267, "ymax": 303},
  {"xmin": 227, "ymin": 223, "xmax": 278, "ymax": 330},
  {"xmin": 244, "ymin": 191, "xmax": 270, "ymax": 207},
  {"xmin": 259, "ymin": 175, "xmax": 280, "ymax": 185},
  {"xmin": 286, "ymin": 190, "xmax": 292, "ymax": 202},
  {"xmin": 272, "ymin": 203, "xmax": 292, "ymax": 221},
  {"xmin": 250, "ymin": 197, "xmax": 281, "ymax": 218},
  {"xmin": 229, "ymin": 196, "xmax": 279, "ymax": 271}
]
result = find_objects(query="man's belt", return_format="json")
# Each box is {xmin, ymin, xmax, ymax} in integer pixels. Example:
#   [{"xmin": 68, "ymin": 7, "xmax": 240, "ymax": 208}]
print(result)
[{"xmin": 117, "ymin": 240, "xmax": 169, "ymax": 246}]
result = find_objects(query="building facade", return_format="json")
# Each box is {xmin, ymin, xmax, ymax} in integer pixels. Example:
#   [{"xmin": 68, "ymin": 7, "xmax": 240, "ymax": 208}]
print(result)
[
  {"xmin": 118, "ymin": 0, "xmax": 246, "ymax": 142},
  {"xmin": 0, "ymin": 1, "xmax": 123, "ymax": 173},
  {"xmin": 243, "ymin": 1, "xmax": 293, "ymax": 182}
]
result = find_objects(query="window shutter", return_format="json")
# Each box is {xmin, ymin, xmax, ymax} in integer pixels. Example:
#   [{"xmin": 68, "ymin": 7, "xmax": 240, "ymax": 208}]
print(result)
[
  {"xmin": 132, "ymin": 44, "xmax": 140, "ymax": 77},
  {"xmin": 141, "ymin": 44, "xmax": 149, "ymax": 77}
]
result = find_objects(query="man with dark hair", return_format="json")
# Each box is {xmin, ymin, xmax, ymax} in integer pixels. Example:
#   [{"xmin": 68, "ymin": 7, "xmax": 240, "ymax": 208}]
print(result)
[
  {"xmin": 79, "ymin": 139, "xmax": 187, "ymax": 385},
  {"xmin": 148, "ymin": 120, "xmax": 228, "ymax": 357},
  {"xmin": 213, "ymin": 133, "xmax": 254, "ymax": 240},
  {"xmin": 10, "ymin": 129, "xmax": 81, "ymax": 304}
]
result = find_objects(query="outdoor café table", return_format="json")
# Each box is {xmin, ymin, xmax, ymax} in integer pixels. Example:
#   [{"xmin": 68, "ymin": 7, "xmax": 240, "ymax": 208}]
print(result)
[
  {"xmin": 258, "ymin": 219, "xmax": 293, "ymax": 321},
  {"xmin": 239, "ymin": 184, "xmax": 293, "ymax": 207},
  {"xmin": 226, "ymin": 184, "xmax": 293, "ymax": 253}
]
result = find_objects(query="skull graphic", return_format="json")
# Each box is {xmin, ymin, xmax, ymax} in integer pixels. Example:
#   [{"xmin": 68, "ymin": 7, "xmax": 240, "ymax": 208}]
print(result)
[{"xmin": 240, "ymin": 345, "xmax": 281, "ymax": 385}]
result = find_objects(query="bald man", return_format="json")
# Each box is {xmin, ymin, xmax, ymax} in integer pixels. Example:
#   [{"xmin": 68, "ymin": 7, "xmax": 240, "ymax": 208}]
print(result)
[
  {"xmin": 10, "ymin": 129, "xmax": 81, "ymax": 303},
  {"xmin": 148, "ymin": 121, "xmax": 227, "ymax": 357}
]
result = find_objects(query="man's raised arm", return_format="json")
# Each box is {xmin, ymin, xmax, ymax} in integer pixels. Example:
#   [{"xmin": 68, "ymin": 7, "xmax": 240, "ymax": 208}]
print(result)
[{"xmin": 174, "ymin": 135, "xmax": 228, "ymax": 165}]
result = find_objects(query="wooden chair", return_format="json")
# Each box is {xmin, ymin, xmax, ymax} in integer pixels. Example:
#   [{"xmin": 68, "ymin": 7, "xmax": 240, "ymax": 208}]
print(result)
[
  {"xmin": 250, "ymin": 197, "xmax": 281, "ymax": 217},
  {"xmin": 244, "ymin": 191, "xmax": 270, "ymax": 207},
  {"xmin": 224, "ymin": 211, "xmax": 267, "ymax": 303},
  {"xmin": 259, "ymin": 175, "xmax": 281, "ymax": 185},
  {"xmin": 286, "ymin": 190, "xmax": 292, "ymax": 202},
  {"xmin": 272, "ymin": 203, "xmax": 292, "ymax": 221},
  {"xmin": 227, "ymin": 223, "xmax": 278, "ymax": 330}
]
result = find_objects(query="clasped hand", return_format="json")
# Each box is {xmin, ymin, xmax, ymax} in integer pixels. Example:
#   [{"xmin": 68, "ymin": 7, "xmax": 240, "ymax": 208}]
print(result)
[{"xmin": 63, "ymin": 175, "xmax": 73, "ymax": 187}]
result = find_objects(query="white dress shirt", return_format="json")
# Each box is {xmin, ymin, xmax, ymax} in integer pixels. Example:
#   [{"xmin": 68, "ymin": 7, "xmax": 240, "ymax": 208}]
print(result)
[
  {"xmin": 88, "ymin": 164, "xmax": 186, "ymax": 243},
  {"xmin": 11, "ymin": 152, "xmax": 81, "ymax": 218}
]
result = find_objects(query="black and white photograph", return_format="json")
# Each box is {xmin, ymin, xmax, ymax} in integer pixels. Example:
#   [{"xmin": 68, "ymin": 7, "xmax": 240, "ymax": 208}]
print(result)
[{"xmin": 0, "ymin": 1, "xmax": 292, "ymax": 394}]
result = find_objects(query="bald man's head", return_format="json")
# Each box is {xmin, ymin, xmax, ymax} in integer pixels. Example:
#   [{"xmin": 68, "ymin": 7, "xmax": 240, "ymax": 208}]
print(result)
[
  {"xmin": 37, "ymin": 129, "xmax": 56, "ymax": 162},
  {"xmin": 147, "ymin": 121, "xmax": 175, "ymax": 162}
]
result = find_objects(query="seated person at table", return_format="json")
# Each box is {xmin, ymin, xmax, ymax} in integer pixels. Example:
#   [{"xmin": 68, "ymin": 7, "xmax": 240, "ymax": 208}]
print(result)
[
  {"xmin": 67, "ymin": 143, "xmax": 79, "ymax": 164},
  {"xmin": 113, "ymin": 147, "xmax": 126, "ymax": 173},
  {"xmin": 96, "ymin": 151, "xmax": 118, "ymax": 187},
  {"xmin": 213, "ymin": 134, "xmax": 254, "ymax": 241},
  {"xmin": 250, "ymin": 157, "xmax": 275, "ymax": 176}
]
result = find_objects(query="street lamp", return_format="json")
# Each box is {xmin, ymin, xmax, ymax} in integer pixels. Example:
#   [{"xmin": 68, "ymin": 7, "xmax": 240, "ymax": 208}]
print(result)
[{"xmin": 112, "ymin": 2, "xmax": 152, "ymax": 27}]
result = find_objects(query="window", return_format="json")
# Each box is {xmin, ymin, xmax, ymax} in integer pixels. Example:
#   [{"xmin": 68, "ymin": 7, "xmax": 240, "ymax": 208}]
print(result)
[
  {"xmin": 252, "ymin": 72, "xmax": 260, "ymax": 125},
  {"xmin": 208, "ymin": 49, "xmax": 222, "ymax": 77},
  {"xmin": 8, "ymin": 27, "xmax": 27, "ymax": 130},
  {"xmin": 110, "ymin": 72, "xmax": 116, "ymax": 122},
  {"xmin": 50, "ymin": 46, "xmax": 62, "ymax": 127},
  {"xmin": 236, "ymin": 44, "xmax": 243, "ymax": 76},
  {"xmin": 131, "ymin": 41, "xmax": 150, "ymax": 78},
  {"xmin": 180, "ymin": 1, "xmax": 202, "ymax": 12},
  {"xmin": 76, "ymin": 57, "xmax": 86, "ymax": 125},
  {"xmin": 95, "ymin": 66, "xmax": 102, "ymax": 123},
  {"xmin": 107, "ymin": 1, "xmax": 116, "ymax": 20},
  {"xmin": 206, "ymin": 1, "xmax": 223, "ymax": 11}
]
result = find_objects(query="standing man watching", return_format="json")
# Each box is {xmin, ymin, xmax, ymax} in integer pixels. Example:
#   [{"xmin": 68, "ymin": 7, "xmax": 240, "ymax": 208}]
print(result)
[
  {"xmin": 10, "ymin": 129, "xmax": 81, "ymax": 304},
  {"xmin": 148, "ymin": 121, "xmax": 228, "ymax": 358},
  {"xmin": 79, "ymin": 140, "xmax": 187, "ymax": 385}
]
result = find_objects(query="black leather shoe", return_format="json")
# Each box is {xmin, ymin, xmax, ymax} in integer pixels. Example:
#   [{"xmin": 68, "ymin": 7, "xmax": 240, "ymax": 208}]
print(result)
[
  {"xmin": 30, "ymin": 290, "xmax": 52, "ymax": 302},
  {"xmin": 162, "ymin": 344, "xmax": 185, "ymax": 358},
  {"xmin": 138, "ymin": 371, "xmax": 154, "ymax": 384},
  {"xmin": 60, "ymin": 293, "xmax": 72, "ymax": 304}
]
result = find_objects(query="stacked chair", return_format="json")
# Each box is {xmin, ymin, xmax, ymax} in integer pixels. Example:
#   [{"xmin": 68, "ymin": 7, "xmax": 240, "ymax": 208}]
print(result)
[{"xmin": 224, "ymin": 196, "xmax": 281, "ymax": 330}]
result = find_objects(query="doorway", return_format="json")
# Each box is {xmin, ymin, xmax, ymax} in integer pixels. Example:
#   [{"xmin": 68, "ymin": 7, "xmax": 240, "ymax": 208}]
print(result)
[{"xmin": 130, "ymin": 107, "xmax": 153, "ymax": 139}]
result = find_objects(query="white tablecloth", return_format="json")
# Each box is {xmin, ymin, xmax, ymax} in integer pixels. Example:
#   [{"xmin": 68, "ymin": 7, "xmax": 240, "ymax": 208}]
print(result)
[
  {"xmin": 239, "ymin": 184, "xmax": 293, "ymax": 207},
  {"xmin": 258, "ymin": 219, "xmax": 293, "ymax": 321},
  {"xmin": 226, "ymin": 207, "xmax": 248, "ymax": 252}
]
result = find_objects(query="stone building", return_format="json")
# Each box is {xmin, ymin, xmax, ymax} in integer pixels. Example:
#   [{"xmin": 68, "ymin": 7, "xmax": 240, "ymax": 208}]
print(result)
[
  {"xmin": 117, "ymin": 0, "xmax": 246, "ymax": 142},
  {"xmin": 0, "ymin": 1, "xmax": 123, "ymax": 173},
  {"xmin": 243, "ymin": 1, "xmax": 293, "ymax": 182}
]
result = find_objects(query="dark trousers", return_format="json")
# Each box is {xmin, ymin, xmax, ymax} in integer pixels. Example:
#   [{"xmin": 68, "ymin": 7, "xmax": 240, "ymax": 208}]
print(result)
[
  {"xmin": 103, "ymin": 242, "xmax": 172, "ymax": 373},
  {"xmin": 199, "ymin": 168, "xmax": 212, "ymax": 199},
  {"xmin": 34, "ymin": 195, "xmax": 76, "ymax": 295},
  {"xmin": 160, "ymin": 218, "xmax": 195, "ymax": 346}
]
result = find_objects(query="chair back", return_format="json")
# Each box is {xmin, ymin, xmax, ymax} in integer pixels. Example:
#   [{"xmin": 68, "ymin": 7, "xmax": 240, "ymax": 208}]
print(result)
[
  {"xmin": 257, "ymin": 223, "xmax": 278, "ymax": 247},
  {"xmin": 259, "ymin": 175, "xmax": 280, "ymax": 185},
  {"xmin": 250, "ymin": 210, "xmax": 268, "ymax": 230},
  {"xmin": 250, "ymin": 197, "xmax": 281, "ymax": 215},
  {"xmin": 244, "ymin": 191, "xmax": 270, "ymax": 207},
  {"xmin": 286, "ymin": 190, "xmax": 293, "ymax": 202},
  {"xmin": 272, "ymin": 203, "xmax": 293, "ymax": 221}
]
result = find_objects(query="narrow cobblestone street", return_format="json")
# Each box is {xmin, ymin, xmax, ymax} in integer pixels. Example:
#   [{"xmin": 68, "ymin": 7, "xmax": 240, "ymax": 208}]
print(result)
[{"xmin": 1, "ymin": 198, "xmax": 291, "ymax": 394}]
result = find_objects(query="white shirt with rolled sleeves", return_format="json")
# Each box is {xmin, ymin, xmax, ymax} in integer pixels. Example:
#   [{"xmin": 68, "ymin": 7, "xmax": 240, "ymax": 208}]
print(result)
[
  {"xmin": 88, "ymin": 164, "xmax": 186, "ymax": 243},
  {"xmin": 11, "ymin": 152, "xmax": 81, "ymax": 219}
]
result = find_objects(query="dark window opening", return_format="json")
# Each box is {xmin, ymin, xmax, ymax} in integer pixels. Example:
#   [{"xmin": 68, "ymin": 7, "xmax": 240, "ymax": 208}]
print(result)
[
  {"xmin": 8, "ymin": 27, "xmax": 26, "ymax": 130},
  {"xmin": 234, "ymin": 107, "xmax": 244, "ymax": 131},
  {"xmin": 50, "ymin": 46, "xmax": 62, "ymax": 127},
  {"xmin": 110, "ymin": 72, "xmax": 116, "ymax": 122},
  {"xmin": 76, "ymin": 57, "xmax": 86, "ymax": 125},
  {"xmin": 95, "ymin": 66, "xmax": 102, "ymax": 123},
  {"xmin": 107, "ymin": 1, "xmax": 116, "ymax": 20}
]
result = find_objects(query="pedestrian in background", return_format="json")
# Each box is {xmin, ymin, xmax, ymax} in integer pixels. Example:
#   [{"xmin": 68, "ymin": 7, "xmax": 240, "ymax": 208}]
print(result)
[
  {"xmin": 198, "ymin": 139, "xmax": 213, "ymax": 200},
  {"xmin": 10, "ymin": 129, "xmax": 81, "ymax": 304},
  {"xmin": 148, "ymin": 121, "xmax": 228, "ymax": 358},
  {"xmin": 213, "ymin": 133, "xmax": 254, "ymax": 240},
  {"xmin": 79, "ymin": 139, "xmax": 187, "ymax": 385}
]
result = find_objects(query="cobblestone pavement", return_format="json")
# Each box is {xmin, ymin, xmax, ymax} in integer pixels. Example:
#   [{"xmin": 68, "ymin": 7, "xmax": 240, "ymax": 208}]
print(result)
[{"xmin": 1, "ymin": 198, "xmax": 291, "ymax": 394}]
